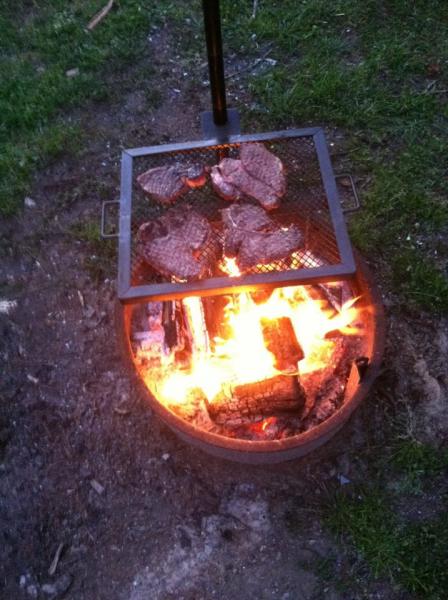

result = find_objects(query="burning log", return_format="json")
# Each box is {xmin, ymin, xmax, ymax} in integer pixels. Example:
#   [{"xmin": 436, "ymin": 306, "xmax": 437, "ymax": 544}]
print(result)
[
  {"xmin": 206, "ymin": 375, "xmax": 305, "ymax": 426},
  {"xmin": 259, "ymin": 316, "xmax": 304, "ymax": 372},
  {"xmin": 162, "ymin": 301, "xmax": 178, "ymax": 350},
  {"xmin": 182, "ymin": 296, "xmax": 210, "ymax": 355},
  {"xmin": 202, "ymin": 294, "xmax": 232, "ymax": 343}
]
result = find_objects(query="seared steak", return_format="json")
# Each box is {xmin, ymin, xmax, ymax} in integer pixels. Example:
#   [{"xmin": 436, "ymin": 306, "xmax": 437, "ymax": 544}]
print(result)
[
  {"xmin": 238, "ymin": 226, "xmax": 303, "ymax": 270},
  {"xmin": 221, "ymin": 203, "xmax": 302, "ymax": 270},
  {"xmin": 137, "ymin": 208, "xmax": 219, "ymax": 280},
  {"xmin": 210, "ymin": 160, "xmax": 243, "ymax": 202},
  {"xmin": 240, "ymin": 142, "xmax": 286, "ymax": 199},
  {"xmin": 137, "ymin": 163, "xmax": 206, "ymax": 205},
  {"xmin": 211, "ymin": 143, "xmax": 286, "ymax": 210},
  {"xmin": 221, "ymin": 203, "xmax": 272, "ymax": 256}
]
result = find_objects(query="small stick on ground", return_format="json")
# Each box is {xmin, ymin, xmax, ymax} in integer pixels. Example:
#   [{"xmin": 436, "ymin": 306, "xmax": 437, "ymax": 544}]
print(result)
[
  {"xmin": 48, "ymin": 542, "xmax": 64, "ymax": 576},
  {"xmin": 226, "ymin": 44, "xmax": 273, "ymax": 79},
  {"xmin": 87, "ymin": 0, "xmax": 114, "ymax": 31}
]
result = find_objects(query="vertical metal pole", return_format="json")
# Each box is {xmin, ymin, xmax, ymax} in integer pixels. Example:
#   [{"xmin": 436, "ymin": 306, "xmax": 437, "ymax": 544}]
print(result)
[{"xmin": 202, "ymin": 0, "xmax": 228, "ymax": 126}]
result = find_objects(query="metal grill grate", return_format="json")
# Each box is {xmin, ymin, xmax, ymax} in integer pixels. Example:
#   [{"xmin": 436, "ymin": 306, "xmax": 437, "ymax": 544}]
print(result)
[{"xmin": 118, "ymin": 128, "xmax": 355, "ymax": 303}]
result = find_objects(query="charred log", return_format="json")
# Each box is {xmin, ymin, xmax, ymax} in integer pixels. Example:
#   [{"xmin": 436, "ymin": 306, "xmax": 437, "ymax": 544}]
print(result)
[
  {"xmin": 206, "ymin": 375, "xmax": 305, "ymax": 426},
  {"xmin": 162, "ymin": 301, "xmax": 178, "ymax": 350},
  {"xmin": 260, "ymin": 316, "xmax": 304, "ymax": 372},
  {"xmin": 301, "ymin": 336, "xmax": 347, "ymax": 419}
]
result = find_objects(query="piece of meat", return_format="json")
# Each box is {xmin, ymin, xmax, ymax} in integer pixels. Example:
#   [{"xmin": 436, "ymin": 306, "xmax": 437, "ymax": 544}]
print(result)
[
  {"xmin": 137, "ymin": 208, "xmax": 219, "ymax": 280},
  {"xmin": 221, "ymin": 203, "xmax": 303, "ymax": 270},
  {"xmin": 210, "ymin": 163, "xmax": 242, "ymax": 201},
  {"xmin": 221, "ymin": 203, "xmax": 272, "ymax": 256},
  {"xmin": 238, "ymin": 225, "xmax": 303, "ymax": 270},
  {"xmin": 211, "ymin": 143, "xmax": 286, "ymax": 210},
  {"xmin": 137, "ymin": 163, "xmax": 206, "ymax": 205},
  {"xmin": 240, "ymin": 142, "xmax": 286, "ymax": 199}
]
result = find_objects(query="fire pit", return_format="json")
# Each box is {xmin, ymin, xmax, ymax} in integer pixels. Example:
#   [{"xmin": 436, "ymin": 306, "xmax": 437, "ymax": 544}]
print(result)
[
  {"xmin": 105, "ymin": 1, "xmax": 385, "ymax": 462},
  {"xmin": 117, "ymin": 254, "xmax": 384, "ymax": 463}
]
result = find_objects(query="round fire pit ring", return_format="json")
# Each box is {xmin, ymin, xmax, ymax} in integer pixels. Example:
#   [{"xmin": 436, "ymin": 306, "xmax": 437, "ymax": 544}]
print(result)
[{"xmin": 117, "ymin": 254, "xmax": 385, "ymax": 464}]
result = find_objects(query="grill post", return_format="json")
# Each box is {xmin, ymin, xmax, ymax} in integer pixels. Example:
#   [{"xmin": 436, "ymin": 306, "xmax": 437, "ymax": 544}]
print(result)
[
  {"xmin": 202, "ymin": 0, "xmax": 227, "ymax": 125},
  {"xmin": 201, "ymin": 0, "xmax": 240, "ymax": 139}
]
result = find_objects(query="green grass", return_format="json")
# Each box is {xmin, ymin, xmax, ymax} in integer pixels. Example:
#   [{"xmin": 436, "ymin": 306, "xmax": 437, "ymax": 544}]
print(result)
[
  {"xmin": 0, "ymin": 0, "xmax": 191, "ymax": 216},
  {"xmin": 328, "ymin": 490, "xmax": 448, "ymax": 598},
  {"xmin": 324, "ymin": 439, "xmax": 448, "ymax": 597},
  {"xmin": 220, "ymin": 0, "xmax": 448, "ymax": 312},
  {"xmin": 391, "ymin": 439, "xmax": 448, "ymax": 490},
  {"xmin": 70, "ymin": 219, "xmax": 116, "ymax": 282}
]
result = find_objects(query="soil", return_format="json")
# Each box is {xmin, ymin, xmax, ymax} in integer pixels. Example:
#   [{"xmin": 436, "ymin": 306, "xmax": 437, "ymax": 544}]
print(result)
[{"xmin": 1, "ymin": 23, "xmax": 447, "ymax": 600}]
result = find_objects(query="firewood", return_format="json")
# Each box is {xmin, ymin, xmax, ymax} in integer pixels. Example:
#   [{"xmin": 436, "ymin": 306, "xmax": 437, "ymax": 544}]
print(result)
[
  {"xmin": 206, "ymin": 375, "xmax": 305, "ymax": 426},
  {"xmin": 260, "ymin": 316, "xmax": 304, "ymax": 372},
  {"xmin": 202, "ymin": 294, "xmax": 232, "ymax": 343},
  {"xmin": 182, "ymin": 297, "xmax": 210, "ymax": 355},
  {"xmin": 162, "ymin": 301, "xmax": 178, "ymax": 350}
]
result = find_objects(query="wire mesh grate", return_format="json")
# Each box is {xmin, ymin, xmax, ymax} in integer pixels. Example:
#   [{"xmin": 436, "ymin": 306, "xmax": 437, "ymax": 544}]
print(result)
[{"xmin": 118, "ymin": 129, "xmax": 355, "ymax": 302}]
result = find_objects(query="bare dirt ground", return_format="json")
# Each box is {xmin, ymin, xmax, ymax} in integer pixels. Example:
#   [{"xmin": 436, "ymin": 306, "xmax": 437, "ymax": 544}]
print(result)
[{"xmin": 1, "ymin": 24, "xmax": 447, "ymax": 600}]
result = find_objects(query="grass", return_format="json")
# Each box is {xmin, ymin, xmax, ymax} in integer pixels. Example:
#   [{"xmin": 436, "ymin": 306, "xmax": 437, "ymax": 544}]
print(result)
[
  {"xmin": 70, "ymin": 219, "xmax": 116, "ymax": 282},
  {"xmin": 324, "ymin": 438, "xmax": 448, "ymax": 597},
  {"xmin": 328, "ymin": 490, "xmax": 448, "ymax": 598},
  {"xmin": 390, "ymin": 438, "xmax": 448, "ymax": 493},
  {"xmin": 219, "ymin": 0, "xmax": 448, "ymax": 312},
  {"xmin": 0, "ymin": 0, "xmax": 191, "ymax": 216}
]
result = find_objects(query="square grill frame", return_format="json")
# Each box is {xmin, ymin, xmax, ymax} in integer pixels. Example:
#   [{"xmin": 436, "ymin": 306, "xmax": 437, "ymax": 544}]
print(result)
[{"xmin": 118, "ymin": 127, "xmax": 355, "ymax": 304}]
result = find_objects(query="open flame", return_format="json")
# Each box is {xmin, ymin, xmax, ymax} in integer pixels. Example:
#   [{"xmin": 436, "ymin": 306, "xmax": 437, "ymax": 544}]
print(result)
[{"xmin": 140, "ymin": 259, "xmax": 361, "ymax": 410}]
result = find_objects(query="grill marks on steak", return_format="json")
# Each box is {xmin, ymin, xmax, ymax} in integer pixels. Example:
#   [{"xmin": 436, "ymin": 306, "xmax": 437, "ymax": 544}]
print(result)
[
  {"xmin": 137, "ymin": 208, "xmax": 219, "ymax": 280},
  {"xmin": 211, "ymin": 143, "xmax": 286, "ymax": 210},
  {"xmin": 137, "ymin": 163, "xmax": 206, "ymax": 205},
  {"xmin": 222, "ymin": 204, "xmax": 303, "ymax": 270}
]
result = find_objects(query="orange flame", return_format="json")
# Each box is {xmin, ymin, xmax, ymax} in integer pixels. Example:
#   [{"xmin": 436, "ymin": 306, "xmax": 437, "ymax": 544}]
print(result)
[{"xmin": 148, "ymin": 272, "xmax": 361, "ymax": 409}]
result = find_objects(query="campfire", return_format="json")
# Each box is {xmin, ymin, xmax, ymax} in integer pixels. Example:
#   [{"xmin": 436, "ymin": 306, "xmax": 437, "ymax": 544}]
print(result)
[{"xmin": 130, "ymin": 266, "xmax": 367, "ymax": 442}]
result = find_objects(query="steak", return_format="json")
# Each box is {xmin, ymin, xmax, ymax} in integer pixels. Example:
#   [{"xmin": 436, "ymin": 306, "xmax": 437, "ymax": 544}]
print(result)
[
  {"xmin": 137, "ymin": 208, "xmax": 219, "ymax": 280},
  {"xmin": 240, "ymin": 142, "xmax": 286, "ymax": 199},
  {"xmin": 237, "ymin": 226, "xmax": 303, "ymax": 270},
  {"xmin": 210, "ymin": 143, "xmax": 286, "ymax": 210},
  {"xmin": 221, "ymin": 203, "xmax": 303, "ymax": 270},
  {"xmin": 137, "ymin": 163, "xmax": 206, "ymax": 205}
]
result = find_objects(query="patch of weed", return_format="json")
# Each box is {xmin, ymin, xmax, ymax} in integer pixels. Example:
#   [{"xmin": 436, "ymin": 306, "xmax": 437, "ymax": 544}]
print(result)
[
  {"xmin": 392, "ymin": 250, "xmax": 448, "ymax": 312},
  {"xmin": 322, "ymin": 438, "xmax": 448, "ymax": 595},
  {"xmin": 70, "ymin": 219, "xmax": 116, "ymax": 281},
  {"xmin": 327, "ymin": 489, "xmax": 448, "ymax": 598},
  {"xmin": 70, "ymin": 220, "xmax": 103, "ymax": 245},
  {"xmin": 391, "ymin": 439, "xmax": 448, "ymax": 480}
]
